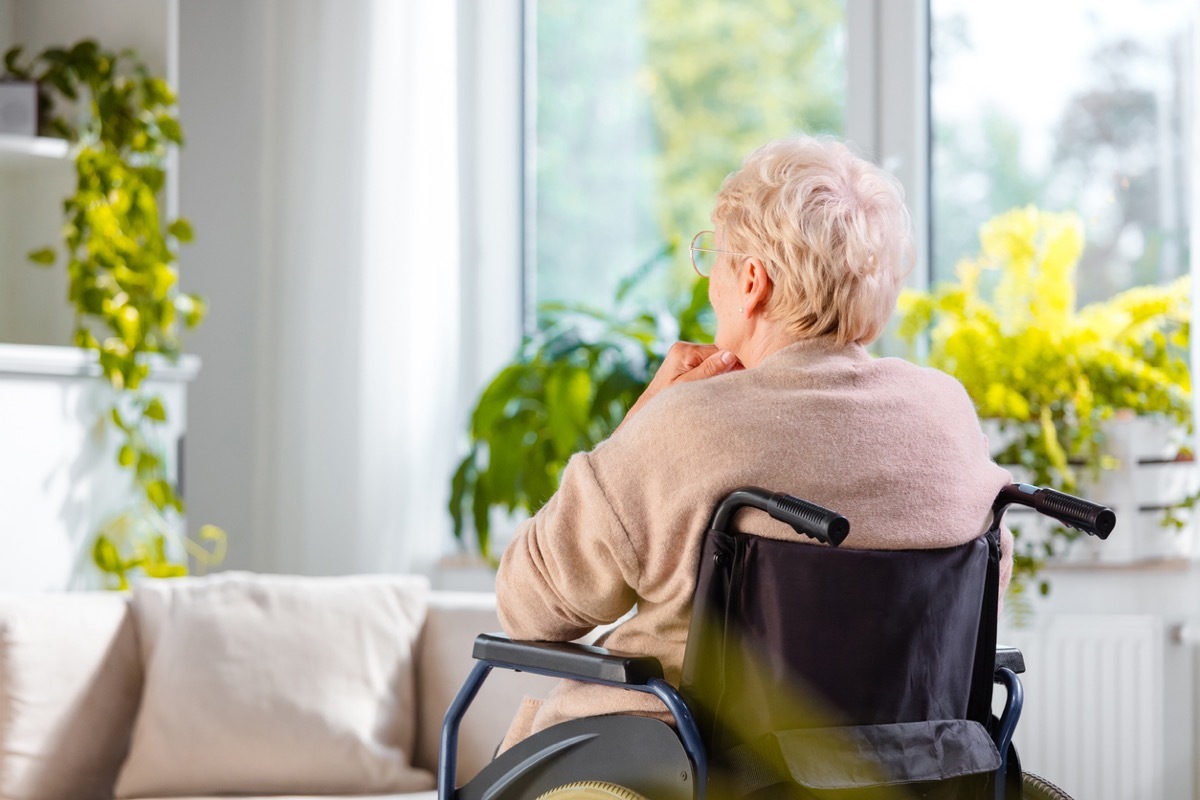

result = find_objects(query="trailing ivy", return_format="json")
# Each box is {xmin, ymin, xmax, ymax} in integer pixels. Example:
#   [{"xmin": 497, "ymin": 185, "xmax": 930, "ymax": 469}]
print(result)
[{"xmin": 3, "ymin": 39, "xmax": 224, "ymax": 588}]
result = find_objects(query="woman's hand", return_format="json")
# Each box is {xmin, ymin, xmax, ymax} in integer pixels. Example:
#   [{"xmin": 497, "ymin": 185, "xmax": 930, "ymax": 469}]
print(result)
[{"xmin": 618, "ymin": 342, "xmax": 742, "ymax": 431}]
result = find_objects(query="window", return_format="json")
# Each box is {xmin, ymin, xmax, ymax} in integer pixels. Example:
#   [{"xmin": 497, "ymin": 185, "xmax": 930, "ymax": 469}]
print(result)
[
  {"xmin": 525, "ymin": 0, "xmax": 847, "ymax": 323},
  {"xmin": 930, "ymin": 0, "xmax": 1194, "ymax": 301}
]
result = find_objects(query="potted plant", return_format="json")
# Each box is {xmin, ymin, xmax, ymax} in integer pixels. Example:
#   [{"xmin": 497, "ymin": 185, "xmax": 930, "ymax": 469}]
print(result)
[
  {"xmin": 3, "ymin": 39, "xmax": 224, "ymax": 588},
  {"xmin": 897, "ymin": 206, "xmax": 1192, "ymax": 590}
]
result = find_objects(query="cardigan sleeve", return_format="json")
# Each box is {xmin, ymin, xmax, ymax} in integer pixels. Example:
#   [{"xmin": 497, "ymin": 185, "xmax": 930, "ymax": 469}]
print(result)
[{"xmin": 495, "ymin": 451, "xmax": 643, "ymax": 642}]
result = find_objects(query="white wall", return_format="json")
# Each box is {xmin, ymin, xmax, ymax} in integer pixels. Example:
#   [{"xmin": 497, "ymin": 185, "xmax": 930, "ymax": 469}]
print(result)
[
  {"xmin": 0, "ymin": 160, "xmax": 75, "ymax": 346},
  {"xmin": 10, "ymin": 0, "xmax": 167, "ymax": 71},
  {"xmin": 176, "ymin": 0, "xmax": 269, "ymax": 573},
  {"xmin": 0, "ymin": 1, "xmax": 14, "ymax": 50}
]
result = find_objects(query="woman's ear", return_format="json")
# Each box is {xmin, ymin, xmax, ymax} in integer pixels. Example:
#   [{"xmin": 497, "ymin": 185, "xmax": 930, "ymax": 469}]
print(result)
[{"xmin": 739, "ymin": 259, "xmax": 773, "ymax": 317}]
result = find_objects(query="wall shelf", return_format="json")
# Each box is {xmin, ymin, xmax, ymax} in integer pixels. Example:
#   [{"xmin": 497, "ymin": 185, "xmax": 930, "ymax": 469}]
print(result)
[
  {"xmin": 0, "ymin": 343, "xmax": 200, "ymax": 381},
  {"xmin": 0, "ymin": 133, "xmax": 71, "ymax": 168}
]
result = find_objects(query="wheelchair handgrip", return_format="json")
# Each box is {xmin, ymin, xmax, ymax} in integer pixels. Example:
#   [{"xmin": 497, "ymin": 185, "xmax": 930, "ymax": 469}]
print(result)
[
  {"xmin": 768, "ymin": 492, "xmax": 850, "ymax": 546},
  {"xmin": 711, "ymin": 487, "xmax": 850, "ymax": 546},
  {"xmin": 996, "ymin": 483, "xmax": 1115, "ymax": 539}
]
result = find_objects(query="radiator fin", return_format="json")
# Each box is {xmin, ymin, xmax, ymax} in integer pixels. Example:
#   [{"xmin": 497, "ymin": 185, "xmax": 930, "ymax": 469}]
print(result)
[{"xmin": 997, "ymin": 615, "xmax": 1164, "ymax": 800}]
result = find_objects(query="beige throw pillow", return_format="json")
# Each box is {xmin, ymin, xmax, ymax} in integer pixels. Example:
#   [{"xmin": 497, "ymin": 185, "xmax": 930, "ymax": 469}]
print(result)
[
  {"xmin": 0, "ymin": 592, "xmax": 142, "ymax": 800},
  {"xmin": 114, "ymin": 572, "xmax": 435, "ymax": 798}
]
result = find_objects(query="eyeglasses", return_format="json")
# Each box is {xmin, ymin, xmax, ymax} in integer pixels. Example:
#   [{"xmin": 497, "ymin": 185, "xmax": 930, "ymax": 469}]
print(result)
[{"xmin": 689, "ymin": 230, "xmax": 753, "ymax": 277}]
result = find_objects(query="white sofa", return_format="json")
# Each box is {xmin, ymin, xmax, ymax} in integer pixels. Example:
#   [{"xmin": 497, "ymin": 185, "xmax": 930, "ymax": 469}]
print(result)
[{"xmin": 0, "ymin": 573, "xmax": 553, "ymax": 800}]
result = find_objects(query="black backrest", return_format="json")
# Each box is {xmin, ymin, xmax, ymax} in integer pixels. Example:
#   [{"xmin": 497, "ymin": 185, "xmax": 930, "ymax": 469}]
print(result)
[{"xmin": 679, "ymin": 525, "xmax": 1001, "ymax": 755}]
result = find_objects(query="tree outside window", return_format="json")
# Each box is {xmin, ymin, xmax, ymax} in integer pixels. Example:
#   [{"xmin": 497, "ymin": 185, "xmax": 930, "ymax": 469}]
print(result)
[{"xmin": 529, "ymin": 0, "xmax": 846, "ymax": 321}]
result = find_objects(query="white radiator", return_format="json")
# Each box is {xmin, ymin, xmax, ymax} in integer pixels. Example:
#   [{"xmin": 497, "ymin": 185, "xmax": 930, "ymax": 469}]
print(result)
[{"xmin": 997, "ymin": 615, "xmax": 1166, "ymax": 800}]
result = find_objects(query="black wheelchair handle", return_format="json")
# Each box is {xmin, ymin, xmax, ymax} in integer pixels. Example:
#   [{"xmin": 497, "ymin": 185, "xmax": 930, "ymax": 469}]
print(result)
[
  {"xmin": 995, "ymin": 483, "xmax": 1115, "ymax": 539},
  {"xmin": 710, "ymin": 486, "xmax": 850, "ymax": 546}
]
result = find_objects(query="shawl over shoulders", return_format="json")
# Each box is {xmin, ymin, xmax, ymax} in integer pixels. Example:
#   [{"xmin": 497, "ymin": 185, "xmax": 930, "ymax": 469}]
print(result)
[{"xmin": 495, "ymin": 337, "xmax": 1012, "ymax": 746}]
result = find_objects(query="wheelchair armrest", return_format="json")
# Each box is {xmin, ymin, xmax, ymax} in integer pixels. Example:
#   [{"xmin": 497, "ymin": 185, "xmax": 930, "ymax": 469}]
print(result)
[
  {"xmin": 472, "ymin": 633, "xmax": 666, "ymax": 686},
  {"xmin": 995, "ymin": 645, "xmax": 1025, "ymax": 675}
]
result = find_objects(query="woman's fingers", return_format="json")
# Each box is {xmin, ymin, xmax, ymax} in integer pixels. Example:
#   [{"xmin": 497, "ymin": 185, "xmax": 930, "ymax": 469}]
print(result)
[
  {"xmin": 662, "ymin": 342, "xmax": 719, "ymax": 375},
  {"xmin": 676, "ymin": 348, "xmax": 742, "ymax": 383},
  {"xmin": 617, "ymin": 343, "xmax": 742, "ymax": 433}
]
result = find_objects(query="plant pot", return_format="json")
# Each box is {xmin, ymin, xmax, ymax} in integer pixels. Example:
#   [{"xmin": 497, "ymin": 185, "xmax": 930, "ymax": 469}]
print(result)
[
  {"xmin": 985, "ymin": 416, "xmax": 1197, "ymax": 565},
  {"xmin": 1070, "ymin": 415, "xmax": 1196, "ymax": 564},
  {"xmin": 432, "ymin": 553, "xmax": 497, "ymax": 592},
  {"xmin": 0, "ymin": 81, "xmax": 37, "ymax": 136}
]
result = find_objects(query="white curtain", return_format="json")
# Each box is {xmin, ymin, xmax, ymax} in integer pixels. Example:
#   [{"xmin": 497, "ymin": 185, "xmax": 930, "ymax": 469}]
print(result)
[{"xmin": 254, "ymin": 0, "xmax": 462, "ymax": 576}]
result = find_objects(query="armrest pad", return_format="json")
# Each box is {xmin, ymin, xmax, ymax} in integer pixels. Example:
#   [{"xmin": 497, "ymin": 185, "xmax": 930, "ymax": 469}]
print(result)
[
  {"xmin": 472, "ymin": 633, "xmax": 664, "ymax": 685},
  {"xmin": 995, "ymin": 645, "xmax": 1026, "ymax": 675}
]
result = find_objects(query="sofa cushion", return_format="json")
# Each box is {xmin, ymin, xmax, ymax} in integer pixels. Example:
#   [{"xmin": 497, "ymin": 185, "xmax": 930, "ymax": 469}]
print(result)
[
  {"xmin": 413, "ymin": 591, "xmax": 556, "ymax": 783},
  {"xmin": 0, "ymin": 592, "xmax": 142, "ymax": 800},
  {"xmin": 114, "ymin": 572, "xmax": 436, "ymax": 798}
]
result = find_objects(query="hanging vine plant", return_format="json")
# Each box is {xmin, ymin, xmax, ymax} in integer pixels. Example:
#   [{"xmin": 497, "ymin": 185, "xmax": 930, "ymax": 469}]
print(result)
[{"xmin": 3, "ymin": 39, "xmax": 224, "ymax": 589}]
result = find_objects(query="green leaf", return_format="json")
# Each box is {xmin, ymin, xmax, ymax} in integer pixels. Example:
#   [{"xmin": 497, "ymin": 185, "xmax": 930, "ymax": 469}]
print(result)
[
  {"xmin": 27, "ymin": 247, "xmax": 56, "ymax": 266},
  {"xmin": 136, "ymin": 450, "xmax": 161, "ymax": 479},
  {"xmin": 92, "ymin": 534, "xmax": 125, "ymax": 580},
  {"xmin": 167, "ymin": 218, "xmax": 194, "ymax": 243},
  {"xmin": 143, "ymin": 561, "xmax": 187, "ymax": 579},
  {"xmin": 47, "ymin": 70, "xmax": 77, "ymax": 101},
  {"xmin": 144, "ymin": 396, "xmax": 167, "ymax": 422},
  {"xmin": 141, "ymin": 534, "xmax": 187, "ymax": 578},
  {"xmin": 48, "ymin": 118, "xmax": 73, "ymax": 140},
  {"xmin": 3, "ymin": 46, "xmax": 25, "ymax": 77},
  {"xmin": 470, "ymin": 364, "xmax": 527, "ymax": 437},
  {"xmin": 41, "ymin": 47, "xmax": 70, "ymax": 65},
  {"xmin": 68, "ymin": 40, "xmax": 100, "ymax": 68},
  {"xmin": 142, "ymin": 167, "xmax": 166, "ymax": 192},
  {"xmin": 449, "ymin": 453, "xmax": 475, "ymax": 541},
  {"xmin": 545, "ymin": 364, "xmax": 592, "ymax": 456},
  {"xmin": 146, "ymin": 479, "xmax": 171, "ymax": 511},
  {"xmin": 157, "ymin": 115, "xmax": 183, "ymax": 144},
  {"xmin": 117, "ymin": 444, "xmax": 135, "ymax": 468},
  {"xmin": 182, "ymin": 294, "xmax": 208, "ymax": 327},
  {"xmin": 74, "ymin": 328, "xmax": 99, "ymax": 350},
  {"xmin": 471, "ymin": 470, "xmax": 491, "ymax": 558}
]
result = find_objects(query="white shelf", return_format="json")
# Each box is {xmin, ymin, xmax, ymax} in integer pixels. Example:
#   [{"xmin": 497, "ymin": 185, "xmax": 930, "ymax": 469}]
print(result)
[
  {"xmin": 0, "ymin": 343, "xmax": 200, "ymax": 382},
  {"xmin": 0, "ymin": 134, "xmax": 71, "ymax": 168}
]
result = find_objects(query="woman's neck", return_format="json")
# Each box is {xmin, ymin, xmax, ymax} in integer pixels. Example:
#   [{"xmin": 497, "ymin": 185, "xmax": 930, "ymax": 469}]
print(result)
[{"xmin": 733, "ymin": 322, "xmax": 805, "ymax": 369}]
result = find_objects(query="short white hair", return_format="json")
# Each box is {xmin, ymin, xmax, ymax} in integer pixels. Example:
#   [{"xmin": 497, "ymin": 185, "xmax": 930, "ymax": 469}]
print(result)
[{"xmin": 712, "ymin": 136, "xmax": 914, "ymax": 345}]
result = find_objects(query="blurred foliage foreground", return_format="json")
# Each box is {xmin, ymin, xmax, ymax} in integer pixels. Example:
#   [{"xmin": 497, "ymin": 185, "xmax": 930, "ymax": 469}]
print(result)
[
  {"xmin": 899, "ymin": 206, "xmax": 1191, "ymax": 588},
  {"xmin": 453, "ymin": 207, "xmax": 1191, "ymax": 595}
]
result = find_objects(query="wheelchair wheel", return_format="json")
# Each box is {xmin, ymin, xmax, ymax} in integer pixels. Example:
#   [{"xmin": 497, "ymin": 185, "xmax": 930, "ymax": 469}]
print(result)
[
  {"xmin": 1023, "ymin": 772, "xmax": 1073, "ymax": 799},
  {"xmin": 535, "ymin": 780, "xmax": 649, "ymax": 800}
]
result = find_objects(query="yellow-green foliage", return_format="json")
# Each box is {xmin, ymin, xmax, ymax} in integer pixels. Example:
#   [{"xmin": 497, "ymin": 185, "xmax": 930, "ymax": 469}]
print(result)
[
  {"xmin": 4, "ymin": 40, "xmax": 223, "ymax": 588},
  {"xmin": 899, "ymin": 205, "xmax": 1191, "ymax": 494}
]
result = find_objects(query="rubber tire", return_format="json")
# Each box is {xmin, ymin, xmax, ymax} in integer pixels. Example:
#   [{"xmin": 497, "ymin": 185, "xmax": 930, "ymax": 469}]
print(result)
[
  {"xmin": 535, "ymin": 781, "xmax": 649, "ymax": 800},
  {"xmin": 1023, "ymin": 772, "xmax": 1074, "ymax": 799}
]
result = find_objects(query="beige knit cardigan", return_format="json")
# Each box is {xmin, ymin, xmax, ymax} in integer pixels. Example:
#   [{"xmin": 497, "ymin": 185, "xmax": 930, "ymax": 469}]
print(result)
[{"xmin": 495, "ymin": 336, "xmax": 1013, "ymax": 749}]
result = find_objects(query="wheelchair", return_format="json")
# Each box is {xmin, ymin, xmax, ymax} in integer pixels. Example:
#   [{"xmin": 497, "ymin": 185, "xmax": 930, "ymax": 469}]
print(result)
[{"xmin": 438, "ymin": 483, "xmax": 1115, "ymax": 800}]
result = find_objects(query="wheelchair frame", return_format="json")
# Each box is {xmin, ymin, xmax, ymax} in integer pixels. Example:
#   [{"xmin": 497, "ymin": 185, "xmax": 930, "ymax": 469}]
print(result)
[{"xmin": 438, "ymin": 483, "xmax": 1113, "ymax": 800}]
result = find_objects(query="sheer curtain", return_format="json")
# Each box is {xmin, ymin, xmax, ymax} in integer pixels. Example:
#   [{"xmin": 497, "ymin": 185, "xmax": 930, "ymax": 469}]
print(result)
[{"xmin": 253, "ymin": 0, "xmax": 461, "ymax": 576}]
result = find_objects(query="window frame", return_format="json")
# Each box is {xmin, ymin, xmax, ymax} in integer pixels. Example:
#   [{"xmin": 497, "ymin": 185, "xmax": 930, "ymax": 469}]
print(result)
[{"xmin": 467, "ymin": 0, "xmax": 1196, "ymax": 353}]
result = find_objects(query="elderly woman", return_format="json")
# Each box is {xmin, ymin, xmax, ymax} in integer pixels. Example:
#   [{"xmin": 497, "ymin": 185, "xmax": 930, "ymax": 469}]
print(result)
[{"xmin": 495, "ymin": 136, "xmax": 1012, "ymax": 750}]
